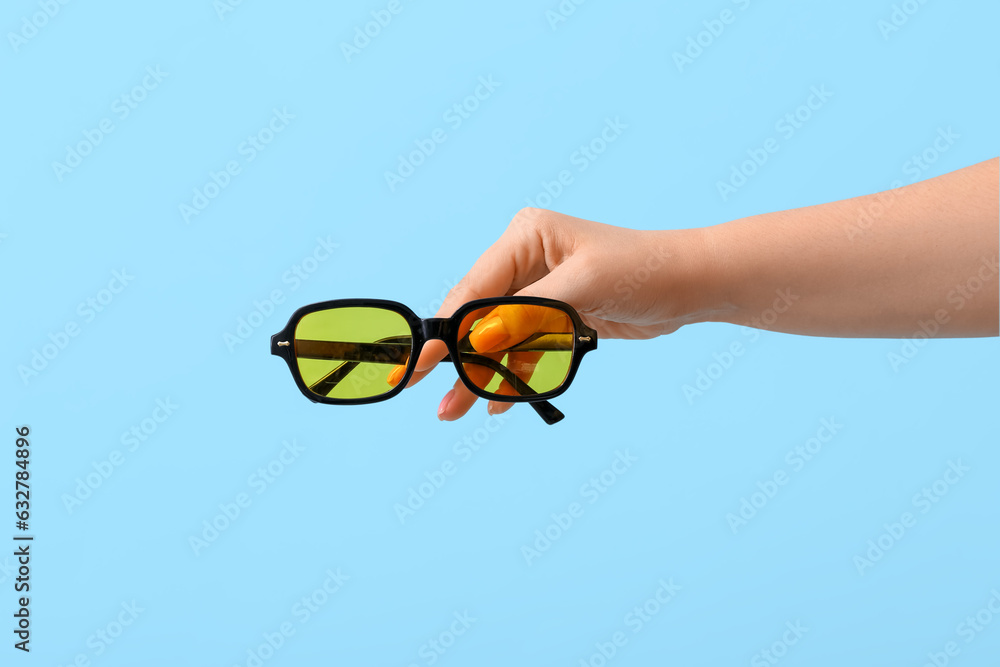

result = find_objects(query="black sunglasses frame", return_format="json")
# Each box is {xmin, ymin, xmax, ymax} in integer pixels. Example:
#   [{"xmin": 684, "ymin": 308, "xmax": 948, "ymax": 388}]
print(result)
[{"xmin": 270, "ymin": 296, "xmax": 598, "ymax": 425}]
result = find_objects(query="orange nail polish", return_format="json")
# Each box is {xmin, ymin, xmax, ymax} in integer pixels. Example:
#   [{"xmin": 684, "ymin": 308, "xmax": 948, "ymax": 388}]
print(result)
[
  {"xmin": 386, "ymin": 365, "xmax": 406, "ymax": 387},
  {"xmin": 469, "ymin": 317, "xmax": 508, "ymax": 352}
]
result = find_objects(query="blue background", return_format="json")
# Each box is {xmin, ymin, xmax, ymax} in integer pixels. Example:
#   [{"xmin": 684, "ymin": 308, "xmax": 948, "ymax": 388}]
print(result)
[{"xmin": 2, "ymin": 0, "xmax": 998, "ymax": 665}]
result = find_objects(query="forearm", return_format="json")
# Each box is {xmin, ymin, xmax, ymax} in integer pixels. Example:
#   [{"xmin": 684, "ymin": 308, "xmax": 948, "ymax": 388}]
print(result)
[{"xmin": 688, "ymin": 158, "xmax": 999, "ymax": 338}]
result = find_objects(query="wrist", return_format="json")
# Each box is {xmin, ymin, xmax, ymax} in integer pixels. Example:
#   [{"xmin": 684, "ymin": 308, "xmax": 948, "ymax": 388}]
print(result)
[{"xmin": 655, "ymin": 225, "xmax": 739, "ymax": 328}]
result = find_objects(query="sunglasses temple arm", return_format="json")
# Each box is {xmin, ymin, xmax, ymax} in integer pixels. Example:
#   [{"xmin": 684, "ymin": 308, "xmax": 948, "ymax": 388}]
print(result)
[
  {"xmin": 300, "ymin": 337, "xmax": 411, "ymax": 395},
  {"xmin": 444, "ymin": 351, "xmax": 566, "ymax": 425},
  {"xmin": 530, "ymin": 400, "xmax": 565, "ymax": 425}
]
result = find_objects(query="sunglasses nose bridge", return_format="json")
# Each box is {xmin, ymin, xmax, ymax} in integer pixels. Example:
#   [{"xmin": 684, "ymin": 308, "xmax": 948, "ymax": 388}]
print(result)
[{"xmin": 421, "ymin": 318, "xmax": 451, "ymax": 342}]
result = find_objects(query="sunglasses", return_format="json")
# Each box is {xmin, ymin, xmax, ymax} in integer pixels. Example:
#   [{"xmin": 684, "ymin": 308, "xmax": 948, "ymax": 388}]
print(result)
[{"xmin": 270, "ymin": 297, "xmax": 598, "ymax": 424}]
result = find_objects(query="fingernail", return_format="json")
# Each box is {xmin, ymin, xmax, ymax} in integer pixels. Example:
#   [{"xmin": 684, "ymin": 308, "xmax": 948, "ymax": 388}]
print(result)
[
  {"xmin": 438, "ymin": 390, "xmax": 455, "ymax": 420},
  {"xmin": 469, "ymin": 317, "xmax": 507, "ymax": 352},
  {"xmin": 386, "ymin": 365, "xmax": 406, "ymax": 387},
  {"xmin": 487, "ymin": 401, "xmax": 495, "ymax": 415}
]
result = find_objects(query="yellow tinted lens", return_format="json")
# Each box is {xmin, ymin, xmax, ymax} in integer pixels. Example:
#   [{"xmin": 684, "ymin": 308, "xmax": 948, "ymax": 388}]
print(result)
[
  {"xmin": 458, "ymin": 304, "xmax": 574, "ymax": 397},
  {"xmin": 294, "ymin": 307, "xmax": 411, "ymax": 400}
]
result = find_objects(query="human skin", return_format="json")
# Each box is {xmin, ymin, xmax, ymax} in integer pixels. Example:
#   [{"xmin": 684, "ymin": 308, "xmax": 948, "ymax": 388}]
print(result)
[{"xmin": 407, "ymin": 157, "xmax": 998, "ymax": 421}]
